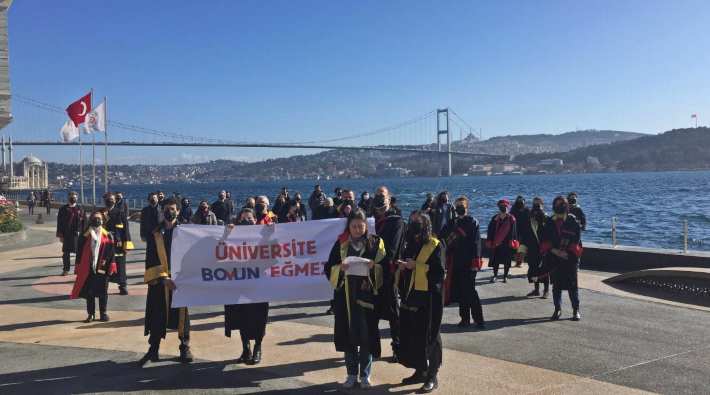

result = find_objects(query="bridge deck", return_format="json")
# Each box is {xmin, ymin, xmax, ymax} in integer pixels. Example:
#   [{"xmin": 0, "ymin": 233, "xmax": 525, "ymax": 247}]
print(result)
[{"xmin": 0, "ymin": 214, "xmax": 707, "ymax": 394}]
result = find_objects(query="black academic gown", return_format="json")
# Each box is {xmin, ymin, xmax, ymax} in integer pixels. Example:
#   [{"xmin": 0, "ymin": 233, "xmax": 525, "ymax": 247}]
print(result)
[
  {"xmin": 520, "ymin": 213, "xmax": 548, "ymax": 282},
  {"xmin": 144, "ymin": 223, "xmax": 190, "ymax": 342},
  {"xmin": 75, "ymin": 229, "xmax": 115, "ymax": 299},
  {"xmin": 325, "ymin": 235, "xmax": 386, "ymax": 358},
  {"xmin": 56, "ymin": 204, "xmax": 84, "ymax": 253},
  {"xmin": 486, "ymin": 213, "xmax": 518, "ymax": 269},
  {"xmin": 140, "ymin": 204, "xmax": 160, "ymax": 241},
  {"xmin": 441, "ymin": 216, "xmax": 481, "ymax": 305},
  {"xmin": 538, "ymin": 215, "xmax": 582, "ymax": 290},
  {"xmin": 224, "ymin": 222, "xmax": 269, "ymax": 340},
  {"xmin": 397, "ymin": 237, "xmax": 445, "ymax": 372},
  {"xmin": 374, "ymin": 211, "xmax": 405, "ymax": 322}
]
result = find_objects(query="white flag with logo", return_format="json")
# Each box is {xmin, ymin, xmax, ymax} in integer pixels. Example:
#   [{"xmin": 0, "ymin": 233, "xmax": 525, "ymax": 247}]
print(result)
[
  {"xmin": 60, "ymin": 119, "xmax": 80, "ymax": 142},
  {"xmin": 84, "ymin": 101, "xmax": 106, "ymax": 133}
]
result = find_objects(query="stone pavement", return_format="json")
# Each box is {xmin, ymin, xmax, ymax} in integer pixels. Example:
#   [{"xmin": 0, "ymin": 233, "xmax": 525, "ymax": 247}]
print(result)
[{"xmin": 0, "ymin": 222, "xmax": 709, "ymax": 394}]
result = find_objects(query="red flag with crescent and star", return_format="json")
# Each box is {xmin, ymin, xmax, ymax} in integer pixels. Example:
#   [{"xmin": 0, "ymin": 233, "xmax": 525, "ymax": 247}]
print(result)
[{"xmin": 66, "ymin": 92, "xmax": 92, "ymax": 127}]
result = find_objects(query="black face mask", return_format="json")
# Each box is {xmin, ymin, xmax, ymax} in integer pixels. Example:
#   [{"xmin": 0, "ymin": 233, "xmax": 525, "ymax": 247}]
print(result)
[
  {"xmin": 498, "ymin": 206, "xmax": 507, "ymax": 213},
  {"xmin": 408, "ymin": 222, "xmax": 422, "ymax": 235},
  {"xmin": 568, "ymin": 198, "xmax": 577, "ymax": 205},
  {"xmin": 200, "ymin": 206, "xmax": 209, "ymax": 212},
  {"xmin": 343, "ymin": 199, "xmax": 354, "ymax": 207},
  {"xmin": 455, "ymin": 206, "xmax": 466, "ymax": 216},
  {"xmin": 90, "ymin": 218, "xmax": 102, "ymax": 227},
  {"xmin": 165, "ymin": 210, "xmax": 177, "ymax": 221},
  {"xmin": 239, "ymin": 219, "xmax": 253, "ymax": 226},
  {"xmin": 533, "ymin": 203, "xmax": 542, "ymax": 210},
  {"xmin": 255, "ymin": 203, "xmax": 266, "ymax": 213},
  {"xmin": 69, "ymin": 197, "xmax": 77, "ymax": 204},
  {"xmin": 554, "ymin": 204, "xmax": 567, "ymax": 215}
]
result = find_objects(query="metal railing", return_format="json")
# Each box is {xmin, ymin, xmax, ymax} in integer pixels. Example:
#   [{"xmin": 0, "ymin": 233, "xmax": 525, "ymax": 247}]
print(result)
[{"xmin": 609, "ymin": 217, "xmax": 704, "ymax": 253}]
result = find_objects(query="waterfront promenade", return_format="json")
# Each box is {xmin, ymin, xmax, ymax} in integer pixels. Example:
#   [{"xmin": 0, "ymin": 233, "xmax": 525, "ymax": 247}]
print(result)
[{"xmin": 0, "ymin": 211, "xmax": 708, "ymax": 394}]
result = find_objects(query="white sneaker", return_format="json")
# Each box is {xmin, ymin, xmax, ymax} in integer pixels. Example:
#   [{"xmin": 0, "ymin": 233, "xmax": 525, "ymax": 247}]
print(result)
[
  {"xmin": 360, "ymin": 376, "xmax": 372, "ymax": 389},
  {"xmin": 343, "ymin": 375, "xmax": 358, "ymax": 389}
]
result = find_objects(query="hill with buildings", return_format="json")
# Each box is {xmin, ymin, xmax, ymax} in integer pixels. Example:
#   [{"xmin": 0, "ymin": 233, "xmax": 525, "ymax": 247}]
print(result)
[
  {"xmin": 515, "ymin": 127, "xmax": 710, "ymax": 172},
  {"xmin": 43, "ymin": 129, "xmax": 650, "ymax": 184}
]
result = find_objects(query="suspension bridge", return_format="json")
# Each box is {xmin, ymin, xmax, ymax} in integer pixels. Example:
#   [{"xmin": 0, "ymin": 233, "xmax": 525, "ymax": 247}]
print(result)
[{"xmin": 2, "ymin": 95, "xmax": 505, "ymax": 177}]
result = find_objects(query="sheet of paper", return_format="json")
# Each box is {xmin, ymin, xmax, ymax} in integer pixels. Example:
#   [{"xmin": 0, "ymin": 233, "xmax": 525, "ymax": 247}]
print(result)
[{"xmin": 343, "ymin": 256, "xmax": 371, "ymax": 277}]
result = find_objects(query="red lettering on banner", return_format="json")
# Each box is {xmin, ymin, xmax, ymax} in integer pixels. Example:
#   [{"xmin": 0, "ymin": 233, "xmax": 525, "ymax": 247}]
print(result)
[
  {"xmin": 259, "ymin": 245, "xmax": 269, "ymax": 259},
  {"xmin": 307, "ymin": 240, "xmax": 316, "ymax": 255},
  {"xmin": 228, "ymin": 245, "xmax": 241, "ymax": 260},
  {"xmin": 271, "ymin": 244, "xmax": 282, "ymax": 258},
  {"xmin": 216, "ymin": 244, "xmax": 228, "ymax": 260},
  {"xmin": 248, "ymin": 245, "xmax": 258, "ymax": 259}
]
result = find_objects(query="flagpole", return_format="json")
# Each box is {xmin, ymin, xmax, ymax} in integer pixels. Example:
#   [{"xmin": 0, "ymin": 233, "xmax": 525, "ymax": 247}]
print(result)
[
  {"xmin": 79, "ymin": 126, "xmax": 84, "ymax": 205},
  {"xmin": 104, "ymin": 97, "xmax": 108, "ymax": 193},
  {"xmin": 92, "ymin": 130, "xmax": 96, "ymax": 207}
]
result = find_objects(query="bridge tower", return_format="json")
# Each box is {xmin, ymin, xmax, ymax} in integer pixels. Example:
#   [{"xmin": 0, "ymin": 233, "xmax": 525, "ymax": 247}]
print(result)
[{"xmin": 437, "ymin": 108, "xmax": 452, "ymax": 177}]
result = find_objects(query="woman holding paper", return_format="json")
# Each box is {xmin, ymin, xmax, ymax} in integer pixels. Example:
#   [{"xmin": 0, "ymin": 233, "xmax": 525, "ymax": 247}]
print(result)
[
  {"xmin": 397, "ymin": 211, "xmax": 445, "ymax": 393},
  {"xmin": 224, "ymin": 208, "xmax": 270, "ymax": 365},
  {"xmin": 325, "ymin": 209, "xmax": 386, "ymax": 389}
]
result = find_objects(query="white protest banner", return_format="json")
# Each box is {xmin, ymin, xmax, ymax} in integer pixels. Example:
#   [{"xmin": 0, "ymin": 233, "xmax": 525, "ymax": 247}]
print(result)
[{"xmin": 171, "ymin": 218, "xmax": 356, "ymax": 307}]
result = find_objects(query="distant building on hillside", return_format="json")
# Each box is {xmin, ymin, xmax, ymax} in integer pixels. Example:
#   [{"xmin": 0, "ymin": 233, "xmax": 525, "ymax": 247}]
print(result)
[{"xmin": 538, "ymin": 158, "xmax": 564, "ymax": 167}]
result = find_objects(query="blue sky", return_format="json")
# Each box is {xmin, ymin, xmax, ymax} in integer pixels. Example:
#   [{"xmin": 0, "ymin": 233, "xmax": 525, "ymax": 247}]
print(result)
[{"xmin": 5, "ymin": 0, "xmax": 710, "ymax": 164}]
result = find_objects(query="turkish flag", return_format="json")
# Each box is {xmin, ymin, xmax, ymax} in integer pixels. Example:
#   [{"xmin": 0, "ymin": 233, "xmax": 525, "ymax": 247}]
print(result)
[{"xmin": 66, "ymin": 92, "xmax": 92, "ymax": 126}]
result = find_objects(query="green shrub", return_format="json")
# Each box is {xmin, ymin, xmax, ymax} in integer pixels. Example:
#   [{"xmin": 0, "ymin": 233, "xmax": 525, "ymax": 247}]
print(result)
[{"xmin": 0, "ymin": 218, "xmax": 22, "ymax": 233}]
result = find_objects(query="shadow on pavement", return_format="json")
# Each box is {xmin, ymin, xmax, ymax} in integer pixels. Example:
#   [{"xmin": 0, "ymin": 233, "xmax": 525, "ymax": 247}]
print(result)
[{"xmin": 0, "ymin": 356, "xmax": 382, "ymax": 394}]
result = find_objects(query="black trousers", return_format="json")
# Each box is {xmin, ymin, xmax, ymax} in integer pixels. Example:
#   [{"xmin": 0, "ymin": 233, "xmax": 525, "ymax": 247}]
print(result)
[
  {"xmin": 62, "ymin": 252, "xmax": 72, "ymax": 272},
  {"xmin": 146, "ymin": 283, "xmax": 190, "ymax": 348},
  {"xmin": 115, "ymin": 254, "xmax": 127, "ymax": 288},
  {"xmin": 86, "ymin": 275, "xmax": 108, "ymax": 315},
  {"xmin": 427, "ymin": 291, "xmax": 443, "ymax": 377},
  {"xmin": 87, "ymin": 294, "xmax": 108, "ymax": 315},
  {"xmin": 534, "ymin": 277, "xmax": 550, "ymax": 292},
  {"xmin": 458, "ymin": 272, "xmax": 484, "ymax": 324}
]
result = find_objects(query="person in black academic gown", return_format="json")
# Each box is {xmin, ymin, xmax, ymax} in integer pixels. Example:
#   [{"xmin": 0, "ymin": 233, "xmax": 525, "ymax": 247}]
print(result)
[
  {"xmin": 138, "ymin": 199, "xmax": 193, "ymax": 366},
  {"xmin": 372, "ymin": 192, "xmax": 405, "ymax": 362},
  {"xmin": 105, "ymin": 192, "xmax": 133, "ymax": 295},
  {"xmin": 567, "ymin": 192, "xmax": 587, "ymax": 231},
  {"xmin": 397, "ymin": 211, "xmax": 445, "ymax": 393},
  {"xmin": 71, "ymin": 210, "xmax": 115, "ymax": 323},
  {"xmin": 520, "ymin": 197, "xmax": 550, "ymax": 298},
  {"xmin": 224, "ymin": 208, "xmax": 270, "ymax": 365},
  {"xmin": 486, "ymin": 199, "xmax": 519, "ymax": 283},
  {"xmin": 510, "ymin": 196, "xmax": 529, "ymax": 268},
  {"xmin": 442, "ymin": 196, "xmax": 485, "ymax": 328},
  {"xmin": 325, "ymin": 208, "xmax": 386, "ymax": 389},
  {"xmin": 56, "ymin": 191, "xmax": 84, "ymax": 276},
  {"xmin": 537, "ymin": 196, "xmax": 583, "ymax": 321}
]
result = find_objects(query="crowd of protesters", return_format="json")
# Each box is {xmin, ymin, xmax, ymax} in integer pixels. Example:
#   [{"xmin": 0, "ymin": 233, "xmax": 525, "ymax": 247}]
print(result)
[{"xmin": 58, "ymin": 183, "xmax": 585, "ymax": 393}]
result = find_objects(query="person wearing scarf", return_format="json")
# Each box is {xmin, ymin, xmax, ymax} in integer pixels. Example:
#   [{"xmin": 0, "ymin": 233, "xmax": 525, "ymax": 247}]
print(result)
[
  {"xmin": 397, "ymin": 211, "xmax": 445, "ymax": 393},
  {"xmin": 224, "ymin": 208, "xmax": 270, "ymax": 366},
  {"xmin": 325, "ymin": 208, "xmax": 386, "ymax": 389},
  {"xmin": 486, "ymin": 199, "xmax": 519, "ymax": 283},
  {"xmin": 442, "ymin": 196, "xmax": 485, "ymax": 328},
  {"xmin": 255, "ymin": 196, "xmax": 278, "ymax": 225},
  {"xmin": 537, "ymin": 196, "xmax": 583, "ymax": 321},
  {"xmin": 139, "ymin": 198, "xmax": 193, "ymax": 366},
  {"xmin": 70, "ymin": 210, "xmax": 115, "ymax": 323},
  {"xmin": 520, "ymin": 197, "xmax": 550, "ymax": 298},
  {"xmin": 190, "ymin": 200, "xmax": 217, "ymax": 225}
]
